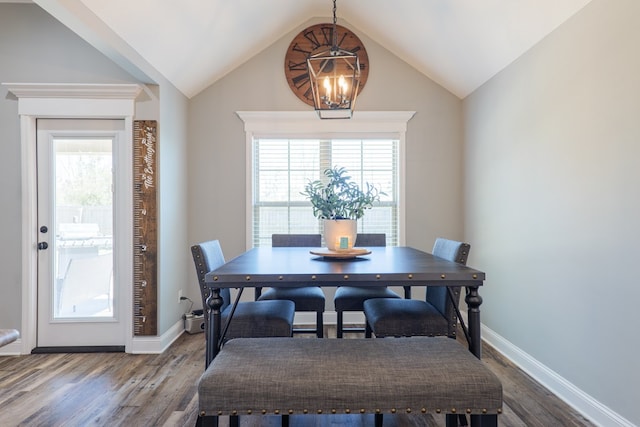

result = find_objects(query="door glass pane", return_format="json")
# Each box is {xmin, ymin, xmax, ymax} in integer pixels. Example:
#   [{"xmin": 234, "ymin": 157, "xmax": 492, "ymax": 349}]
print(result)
[{"xmin": 53, "ymin": 138, "xmax": 113, "ymax": 319}]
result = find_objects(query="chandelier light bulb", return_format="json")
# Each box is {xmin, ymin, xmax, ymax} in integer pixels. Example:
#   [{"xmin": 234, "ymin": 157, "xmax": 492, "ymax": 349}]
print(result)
[
  {"xmin": 338, "ymin": 75, "xmax": 347, "ymax": 96},
  {"xmin": 324, "ymin": 77, "xmax": 331, "ymax": 97}
]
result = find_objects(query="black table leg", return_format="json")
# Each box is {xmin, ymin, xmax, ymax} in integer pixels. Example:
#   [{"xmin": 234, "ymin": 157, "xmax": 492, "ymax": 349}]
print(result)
[
  {"xmin": 465, "ymin": 285, "xmax": 483, "ymax": 359},
  {"xmin": 205, "ymin": 287, "xmax": 224, "ymax": 368}
]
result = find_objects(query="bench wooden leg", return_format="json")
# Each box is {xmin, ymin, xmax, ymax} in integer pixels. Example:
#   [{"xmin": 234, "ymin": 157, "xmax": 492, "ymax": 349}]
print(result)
[
  {"xmin": 375, "ymin": 413, "xmax": 383, "ymax": 427},
  {"xmin": 195, "ymin": 415, "xmax": 218, "ymax": 427},
  {"xmin": 470, "ymin": 414, "xmax": 497, "ymax": 427}
]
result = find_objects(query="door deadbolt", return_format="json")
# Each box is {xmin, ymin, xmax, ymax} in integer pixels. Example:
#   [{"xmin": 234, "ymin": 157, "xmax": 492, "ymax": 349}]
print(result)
[{"xmin": 37, "ymin": 242, "xmax": 48, "ymax": 250}]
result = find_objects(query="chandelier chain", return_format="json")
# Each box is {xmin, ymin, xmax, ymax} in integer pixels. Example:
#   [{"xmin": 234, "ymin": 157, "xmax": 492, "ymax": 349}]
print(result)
[{"xmin": 332, "ymin": 0, "xmax": 338, "ymax": 48}]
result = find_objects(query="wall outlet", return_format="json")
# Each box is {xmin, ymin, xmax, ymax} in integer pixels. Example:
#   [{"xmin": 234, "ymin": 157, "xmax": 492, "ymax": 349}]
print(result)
[{"xmin": 178, "ymin": 289, "xmax": 183, "ymax": 303}]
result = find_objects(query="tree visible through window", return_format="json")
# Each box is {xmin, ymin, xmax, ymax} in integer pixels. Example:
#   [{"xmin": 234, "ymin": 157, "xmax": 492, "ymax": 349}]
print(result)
[{"xmin": 252, "ymin": 138, "xmax": 399, "ymax": 247}]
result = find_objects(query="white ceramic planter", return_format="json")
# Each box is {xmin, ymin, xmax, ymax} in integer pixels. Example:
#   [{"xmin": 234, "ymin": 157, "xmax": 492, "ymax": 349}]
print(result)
[{"xmin": 323, "ymin": 219, "xmax": 357, "ymax": 250}]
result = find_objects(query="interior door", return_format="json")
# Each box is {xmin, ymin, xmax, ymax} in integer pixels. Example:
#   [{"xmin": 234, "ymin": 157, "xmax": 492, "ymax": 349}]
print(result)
[{"xmin": 36, "ymin": 119, "xmax": 126, "ymax": 349}]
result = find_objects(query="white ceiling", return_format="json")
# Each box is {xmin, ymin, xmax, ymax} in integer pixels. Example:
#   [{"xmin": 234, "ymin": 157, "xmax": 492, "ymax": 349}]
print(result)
[{"xmin": 29, "ymin": 0, "xmax": 592, "ymax": 99}]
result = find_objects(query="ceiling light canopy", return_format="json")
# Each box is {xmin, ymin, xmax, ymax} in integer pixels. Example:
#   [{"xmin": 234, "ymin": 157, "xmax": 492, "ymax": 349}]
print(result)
[{"xmin": 307, "ymin": 0, "xmax": 361, "ymax": 119}]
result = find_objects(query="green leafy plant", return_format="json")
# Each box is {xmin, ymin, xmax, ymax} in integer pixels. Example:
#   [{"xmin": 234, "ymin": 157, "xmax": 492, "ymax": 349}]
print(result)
[{"xmin": 301, "ymin": 166, "xmax": 384, "ymax": 220}]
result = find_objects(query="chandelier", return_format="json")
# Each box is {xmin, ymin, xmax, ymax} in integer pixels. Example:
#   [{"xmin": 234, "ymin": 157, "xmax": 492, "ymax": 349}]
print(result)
[{"xmin": 307, "ymin": 0, "xmax": 361, "ymax": 119}]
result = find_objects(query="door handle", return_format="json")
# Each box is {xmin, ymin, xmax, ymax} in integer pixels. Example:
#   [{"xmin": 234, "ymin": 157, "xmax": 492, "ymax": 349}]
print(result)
[{"xmin": 38, "ymin": 242, "xmax": 48, "ymax": 250}]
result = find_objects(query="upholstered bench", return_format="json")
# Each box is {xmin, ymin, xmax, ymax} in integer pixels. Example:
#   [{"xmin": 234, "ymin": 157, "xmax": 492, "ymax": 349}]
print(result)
[
  {"xmin": 0, "ymin": 329, "xmax": 19, "ymax": 347},
  {"xmin": 198, "ymin": 337, "xmax": 502, "ymax": 427}
]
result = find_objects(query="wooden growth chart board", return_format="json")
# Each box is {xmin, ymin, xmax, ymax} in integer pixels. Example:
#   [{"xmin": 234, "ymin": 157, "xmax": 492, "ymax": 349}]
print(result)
[{"xmin": 133, "ymin": 120, "xmax": 157, "ymax": 335}]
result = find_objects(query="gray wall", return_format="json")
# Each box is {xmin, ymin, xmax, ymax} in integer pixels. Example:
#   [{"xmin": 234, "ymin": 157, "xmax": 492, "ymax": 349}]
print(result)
[
  {"xmin": 186, "ymin": 18, "xmax": 465, "ymax": 303},
  {"xmin": 464, "ymin": 0, "xmax": 639, "ymax": 424},
  {"xmin": 0, "ymin": 3, "xmax": 189, "ymax": 337}
]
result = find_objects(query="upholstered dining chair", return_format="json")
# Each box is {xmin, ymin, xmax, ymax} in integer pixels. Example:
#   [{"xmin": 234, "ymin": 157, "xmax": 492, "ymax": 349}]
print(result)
[
  {"xmin": 256, "ymin": 234, "xmax": 326, "ymax": 338},
  {"xmin": 363, "ymin": 238, "xmax": 470, "ymax": 339},
  {"xmin": 191, "ymin": 240, "xmax": 295, "ymax": 355},
  {"xmin": 333, "ymin": 233, "xmax": 401, "ymax": 338}
]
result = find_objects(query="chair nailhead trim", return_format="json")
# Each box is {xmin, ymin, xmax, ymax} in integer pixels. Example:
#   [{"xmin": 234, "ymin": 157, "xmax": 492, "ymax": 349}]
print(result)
[
  {"xmin": 406, "ymin": 408, "xmax": 411, "ymax": 413},
  {"xmin": 360, "ymin": 409, "xmax": 365, "ymax": 414}
]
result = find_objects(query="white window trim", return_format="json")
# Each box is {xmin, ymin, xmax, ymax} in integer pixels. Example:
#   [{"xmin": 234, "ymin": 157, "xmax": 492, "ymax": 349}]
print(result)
[
  {"xmin": 3, "ymin": 83, "xmax": 141, "ymax": 354},
  {"xmin": 237, "ymin": 111, "xmax": 415, "ymax": 250}
]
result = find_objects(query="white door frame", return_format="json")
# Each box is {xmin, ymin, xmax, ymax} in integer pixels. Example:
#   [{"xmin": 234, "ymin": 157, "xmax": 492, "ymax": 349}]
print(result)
[{"xmin": 3, "ymin": 83, "xmax": 142, "ymax": 354}]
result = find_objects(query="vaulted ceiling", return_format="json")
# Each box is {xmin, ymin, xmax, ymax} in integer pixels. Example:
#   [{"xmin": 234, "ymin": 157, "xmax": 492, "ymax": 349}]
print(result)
[{"xmin": 29, "ymin": 0, "xmax": 592, "ymax": 99}]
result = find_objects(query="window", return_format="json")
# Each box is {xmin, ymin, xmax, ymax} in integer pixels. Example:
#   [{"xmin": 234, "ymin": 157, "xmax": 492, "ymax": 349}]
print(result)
[
  {"xmin": 239, "ymin": 111, "xmax": 415, "ymax": 249},
  {"xmin": 253, "ymin": 138, "xmax": 398, "ymax": 247}
]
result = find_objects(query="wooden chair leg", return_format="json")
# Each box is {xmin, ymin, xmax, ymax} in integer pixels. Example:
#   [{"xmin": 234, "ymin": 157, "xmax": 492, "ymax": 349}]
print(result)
[
  {"xmin": 316, "ymin": 311, "xmax": 324, "ymax": 338},
  {"xmin": 365, "ymin": 321, "xmax": 372, "ymax": 338},
  {"xmin": 281, "ymin": 414, "xmax": 289, "ymax": 427},
  {"xmin": 229, "ymin": 415, "xmax": 239, "ymax": 427},
  {"xmin": 336, "ymin": 311, "xmax": 344, "ymax": 338},
  {"xmin": 375, "ymin": 413, "xmax": 383, "ymax": 427},
  {"xmin": 446, "ymin": 413, "xmax": 458, "ymax": 427}
]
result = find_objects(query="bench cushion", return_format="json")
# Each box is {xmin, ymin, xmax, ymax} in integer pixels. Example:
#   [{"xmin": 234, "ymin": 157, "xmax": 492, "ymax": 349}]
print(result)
[{"xmin": 198, "ymin": 337, "xmax": 502, "ymax": 417}]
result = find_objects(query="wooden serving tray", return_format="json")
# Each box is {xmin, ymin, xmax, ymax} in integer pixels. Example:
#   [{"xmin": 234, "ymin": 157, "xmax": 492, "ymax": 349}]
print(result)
[{"xmin": 309, "ymin": 248, "xmax": 372, "ymax": 259}]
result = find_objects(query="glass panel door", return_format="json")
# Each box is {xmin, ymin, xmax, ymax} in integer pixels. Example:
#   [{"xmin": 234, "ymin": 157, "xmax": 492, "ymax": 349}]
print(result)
[
  {"xmin": 54, "ymin": 138, "xmax": 114, "ymax": 319},
  {"xmin": 37, "ymin": 119, "xmax": 125, "ymax": 348}
]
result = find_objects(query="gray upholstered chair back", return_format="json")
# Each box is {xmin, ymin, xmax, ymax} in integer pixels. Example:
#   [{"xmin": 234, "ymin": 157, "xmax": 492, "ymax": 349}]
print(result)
[
  {"xmin": 427, "ymin": 238, "xmax": 471, "ymax": 334},
  {"xmin": 354, "ymin": 233, "xmax": 386, "ymax": 247},
  {"xmin": 272, "ymin": 234, "xmax": 321, "ymax": 247},
  {"xmin": 191, "ymin": 240, "xmax": 232, "ymax": 331}
]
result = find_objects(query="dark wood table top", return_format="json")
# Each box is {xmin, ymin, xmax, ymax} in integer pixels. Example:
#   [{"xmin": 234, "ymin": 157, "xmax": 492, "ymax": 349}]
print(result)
[{"xmin": 205, "ymin": 246, "xmax": 485, "ymax": 288}]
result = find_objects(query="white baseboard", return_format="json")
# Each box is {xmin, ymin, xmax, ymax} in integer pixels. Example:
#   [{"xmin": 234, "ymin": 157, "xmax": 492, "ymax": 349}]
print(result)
[
  {"xmin": 0, "ymin": 339, "xmax": 22, "ymax": 356},
  {"xmin": 478, "ymin": 319, "xmax": 634, "ymax": 427},
  {"xmin": 0, "ymin": 321, "xmax": 186, "ymax": 356},
  {"xmin": 128, "ymin": 319, "xmax": 185, "ymax": 354}
]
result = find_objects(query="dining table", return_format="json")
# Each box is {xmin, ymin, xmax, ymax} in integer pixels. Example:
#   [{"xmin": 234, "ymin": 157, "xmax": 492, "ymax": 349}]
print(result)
[{"xmin": 203, "ymin": 245, "xmax": 486, "ymax": 365}]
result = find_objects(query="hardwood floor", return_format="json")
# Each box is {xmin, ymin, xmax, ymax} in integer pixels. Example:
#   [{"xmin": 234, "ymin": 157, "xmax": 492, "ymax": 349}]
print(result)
[{"xmin": 0, "ymin": 327, "xmax": 594, "ymax": 427}]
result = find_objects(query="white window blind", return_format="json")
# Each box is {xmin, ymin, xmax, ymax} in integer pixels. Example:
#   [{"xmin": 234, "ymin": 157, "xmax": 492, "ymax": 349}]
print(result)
[{"xmin": 252, "ymin": 138, "xmax": 399, "ymax": 247}]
